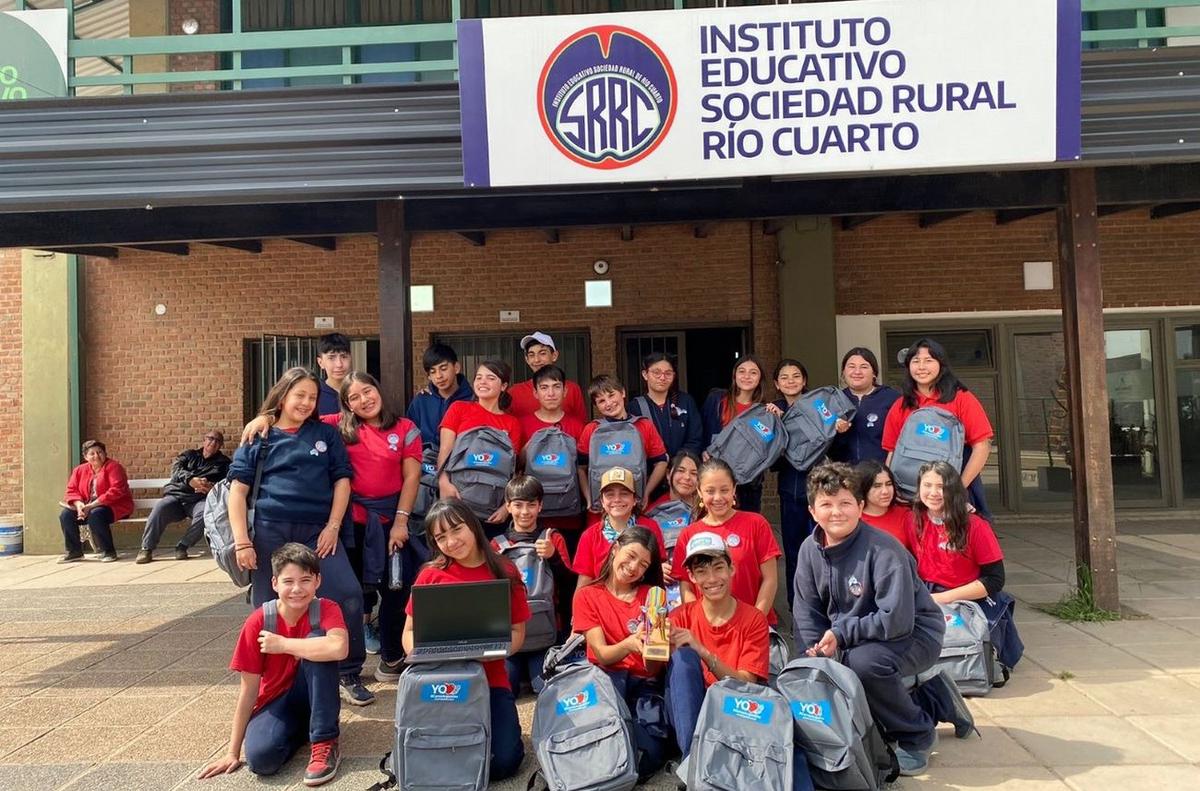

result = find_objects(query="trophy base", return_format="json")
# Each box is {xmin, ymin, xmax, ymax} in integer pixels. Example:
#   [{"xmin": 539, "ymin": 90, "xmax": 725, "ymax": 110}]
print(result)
[{"xmin": 642, "ymin": 642, "xmax": 670, "ymax": 662}]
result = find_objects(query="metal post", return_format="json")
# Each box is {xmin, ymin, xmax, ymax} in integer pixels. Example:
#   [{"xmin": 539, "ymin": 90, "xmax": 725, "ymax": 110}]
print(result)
[
  {"xmin": 64, "ymin": 0, "xmax": 76, "ymax": 95},
  {"xmin": 231, "ymin": 0, "xmax": 243, "ymax": 90},
  {"xmin": 377, "ymin": 200, "xmax": 414, "ymax": 412},
  {"xmin": 1057, "ymin": 167, "xmax": 1120, "ymax": 611}
]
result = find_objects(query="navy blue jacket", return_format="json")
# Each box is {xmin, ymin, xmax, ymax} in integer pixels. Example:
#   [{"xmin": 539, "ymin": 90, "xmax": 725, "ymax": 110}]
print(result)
[
  {"xmin": 229, "ymin": 421, "xmax": 353, "ymax": 526},
  {"xmin": 406, "ymin": 374, "xmax": 474, "ymax": 446},
  {"xmin": 318, "ymin": 380, "xmax": 341, "ymax": 417},
  {"xmin": 700, "ymin": 389, "xmax": 730, "ymax": 449},
  {"xmin": 628, "ymin": 391, "xmax": 704, "ymax": 458},
  {"xmin": 793, "ymin": 521, "xmax": 944, "ymax": 653},
  {"xmin": 827, "ymin": 385, "xmax": 901, "ymax": 466}
]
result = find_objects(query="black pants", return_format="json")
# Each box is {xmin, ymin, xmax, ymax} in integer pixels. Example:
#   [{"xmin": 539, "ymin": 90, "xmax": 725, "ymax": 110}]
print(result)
[
  {"xmin": 843, "ymin": 634, "xmax": 941, "ymax": 751},
  {"xmin": 59, "ymin": 506, "xmax": 115, "ymax": 555},
  {"xmin": 378, "ymin": 534, "xmax": 430, "ymax": 664},
  {"xmin": 735, "ymin": 480, "xmax": 763, "ymax": 514},
  {"xmin": 345, "ymin": 521, "xmax": 379, "ymax": 615}
]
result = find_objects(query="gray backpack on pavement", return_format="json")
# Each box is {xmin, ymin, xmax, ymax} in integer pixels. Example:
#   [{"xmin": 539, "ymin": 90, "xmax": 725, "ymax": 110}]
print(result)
[
  {"xmin": 935, "ymin": 599, "xmax": 997, "ymax": 697},
  {"xmin": 494, "ymin": 531, "xmax": 557, "ymax": 652},
  {"xmin": 524, "ymin": 427, "xmax": 582, "ymax": 517},
  {"xmin": 775, "ymin": 657, "xmax": 896, "ymax": 791},
  {"xmin": 530, "ymin": 661, "xmax": 638, "ymax": 791},
  {"xmin": 680, "ymin": 678, "xmax": 793, "ymax": 791},
  {"xmin": 587, "ymin": 418, "xmax": 648, "ymax": 506},
  {"xmin": 392, "ymin": 660, "xmax": 491, "ymax": 791},
  {"xmin": 783, "ymin": 387, "xmax": 858, "ymax": 473},
  {"xmin": 446, "ymin": 426, "xmax": 516, "ymax": 520},
  {"xmin": 891, "ymin": 406, "xmax": 965, "ymax": 497},
  {"xmin": 705, "ymin": 403, "xmax": 788, "ymax": 484}
]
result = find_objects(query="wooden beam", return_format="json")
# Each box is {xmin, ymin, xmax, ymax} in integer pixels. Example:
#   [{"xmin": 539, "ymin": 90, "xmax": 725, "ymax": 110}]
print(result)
[
  {"xmin": 693, "ymin": 223, "xmax": 712, "ymax": 239},
  {"xmin": 120, "ymin": 243, "xmax": 189, "ymax": 256},
  {"xmin": 207, "ymin": 239, "xmax": 263, "ymax": 253},
  {"xmin": 1057, "ymin": 168, "xmax": 1120, "ymax": 612},
  {"xmin": 542, "ymin": 228, "xmax": 559, "ymax": 244},
  {"xmin": 761, "ymin": 219, "xmax": 786, "ymax": 235},
  {"xmin": 995, "ymin": 207, "xmax": 1054, "ymax": 225},
  {"xmin": 839, "ymin": 215, "xmax": 881, "ymax": 231},
  {"xmin": 1096, "ymin": 204, "xmax": 1142, "ymax": 218},
  {"xmin": 377, "ymin": 201, "xmax": 413, "ymax": 413},
  {"xmin": 457, "ymin": 231, "xmax": 486, "ymax": 246},
  {"xmin": 620, "ymin": 224, "xmax": 634, "ymax": 241},
  {"xmin": 289, "ymin": 236, "xmax": 337, "ymax": 251},
  {"xmin": 918, "ymin": 211, "xmax": 970, "ymax": 228},
  {"xmin": 46, "ymin": 246, "xmax": 119, "ymax": 259},
  {"xmin": 1149, "ymin": 202, "xmax": 1200, "ymax": 220}
]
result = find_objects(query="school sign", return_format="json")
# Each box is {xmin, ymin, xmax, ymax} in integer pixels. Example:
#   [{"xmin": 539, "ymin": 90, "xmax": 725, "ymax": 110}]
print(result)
[
  {"xmin": 457, "ymin": 0, "xmax": 1081, "ymax": 188},
  {"xmin": 0, "ymin": 9, "xmax": 68, "ymax": 101}
]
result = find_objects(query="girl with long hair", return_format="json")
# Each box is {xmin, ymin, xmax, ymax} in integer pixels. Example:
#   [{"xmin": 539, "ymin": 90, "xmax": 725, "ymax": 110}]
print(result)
[
  {"xmin": 854, "ymin": 459, "xmax": 913, "ymax": 551},
  {"xmin": 770, "ymin": 357, "xmax": 814, "ymax": 609},
  {"xmin": 700, "ymin": 355, "xmax": 769, "ymax": 512}
]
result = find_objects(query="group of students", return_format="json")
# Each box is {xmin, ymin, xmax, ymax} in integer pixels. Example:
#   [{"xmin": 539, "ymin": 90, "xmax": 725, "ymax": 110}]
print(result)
[{"xmin": 197, "ymin": 330, "xmax": 1019, "ymax": 787}]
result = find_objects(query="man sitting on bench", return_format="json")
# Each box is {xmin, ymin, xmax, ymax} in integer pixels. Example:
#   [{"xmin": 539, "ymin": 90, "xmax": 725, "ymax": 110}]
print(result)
[{"xmin": 137, "ymin": 430, "xmax": 231, "ymax": 563}]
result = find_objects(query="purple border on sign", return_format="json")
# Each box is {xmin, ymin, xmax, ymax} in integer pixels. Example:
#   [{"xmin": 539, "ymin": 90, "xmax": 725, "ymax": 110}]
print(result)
[
  {"xmin": 457, "ymin": 19, "xmax": 491, "ymax": 188},
  {"xmin": 1056, "ymin": 0, "xmax": 1082, "ymax": 162}
]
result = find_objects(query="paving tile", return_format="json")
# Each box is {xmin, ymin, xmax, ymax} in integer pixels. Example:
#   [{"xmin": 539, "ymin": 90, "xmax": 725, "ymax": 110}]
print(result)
[
  {"xmin": 61, "ymin": 760, "xmax": 199, "ymax": 790},
  {"xmin": 929, "ymin": 722, "xmax": 1038, "ymax": 766},
  {"xmin": 1070, "ymin": 618, "xmax": 1194, "ymax": 644},
  {"xmin": 1129, "ymin": 642, "xmax": 1200, "ymax": 674},
  {"xmin": 33, "ymin": 670, "xmax": 152, "ymax": 698},
  {"xmin": 996, "ymin": 715, "xmax": 1189, "ymax": 766},
  {"xmin": 71, "ymin": 695, "xmax": 186, "ymax": 727},
  {"xmin": 1119, "ymin": 598, "xmax": 1200, "ymax": 619},
  {"xmin": 111, "ymin": 720, "xmax": 232, "ymax": 762},
  {"xmin": 87, "ymin": 649, "xmax": 193, "ymax": 673},
  {"xmin": 163, "ymin": 649, "xmax": 236, "ymax": 672},
  {"xmin": 126, "ymin": 630, "xmax": 226, "ymax": 653},
  {"xmin": 1127, "ymin": 714, "xmax": 1200, "ymax": 762},
  {"xmin": 0, "ymin": 763, "xmax": 91, "ymax": 790},
  {"xmin": 0, "ymin": 696, "xmax": 105, "ymax": 729},
  {"xmin": 1059, "ymin": 764, "xmax": 1200, "ymax": 790},
  {"xmin": 973, "ymin": 677, "xmax": 1110, "ymax": 719},
  {"xmin": 3, "ymin": 725, "xmax": 146, "ymax": 764},
  {"xmin": 1158, "ymin": 617, "xmax": 1200, "ymax": 637},
  {"xmin": 1020, "ymin": 643, "xmax": 1156, "ymax": 676},
  {"xmin": 337, "ymin": 718, "xmax": 394, "ymax": 758},
  {"xmin": 1016, "ymin": 622, "xmax": 1107, "ymax": 648},
  {"xmin": 0, "ymin": 728, "xmax": 49, "ymax": 759},
  {"xmin": 1068, "ymin": 672, "xmax": 1200, "ymax": 715},
  {"xmin": 172, "ymin": 756, "xmax": 305, "ymax": 790},
  {"xmin": 890, "ymin": 766, "xmax": 1071, "ymax": 790},
  {"xmin": 0, "ymin": 673, "xmax": 74, "ymax": 698}
]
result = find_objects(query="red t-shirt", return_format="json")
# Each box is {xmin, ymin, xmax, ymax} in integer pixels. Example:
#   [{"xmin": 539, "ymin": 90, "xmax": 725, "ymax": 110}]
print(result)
[
  {"xmin": 905, "ymin": 513, "xmax": 1004, "ymax": 589},
  {"xmin": 881, "ymin": 389, "xmax": 994, "ymax": 451},
  {"xmin": 720, "ymin": 397, "xmax": 754, "ymax": 426},
  {"xmin": 322, "ymin": 414, "xmax": 422, "ymax": 525},
  {"xmin": 230, "ymin": 598, "xmax": 347, "ymax": 711},
  {"xmin": 406, "ymin": 560, "xmax": 531, "ymax": 689},
  {"xmin": 519, "ymin": 412, "xmax": 587, "ymax": 445},
  {"xmin": 509, "ymin": 379, "xmax": 589, "ymax": 425},
  {"xmin": 573, "ymin": 517, "xmax": 668, "ymax": 578},
  {"xmin": 673, "ymin": 510, "xmax": 782, "ymax": 624},
  {"xmin": 572, "ymin": 583, "xmax": 655, "ymax": 677},
  {"xmin": 861, "ymin": 505, "xmax": 914, "ymax": 553},
  {"xmin": 671, "ymin": 600, "xmax": 770, "ymax": 687},
  {"xmin": 440, "ymin": 401, "xmax": 525, "ymax": 454},
  {"xmin": 576, "ymin": 417, "xmax": 668, "ymax": 460}
]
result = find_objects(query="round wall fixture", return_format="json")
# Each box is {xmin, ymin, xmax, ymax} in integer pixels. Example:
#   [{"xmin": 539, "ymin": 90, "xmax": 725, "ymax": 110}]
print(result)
[
  {"xmin": 154, "ymin": 303, "xmax": 167, "ymax": 316},
  {"xmin": 592, "ymin": 259, "xmax": 610, "ymax": 275}
]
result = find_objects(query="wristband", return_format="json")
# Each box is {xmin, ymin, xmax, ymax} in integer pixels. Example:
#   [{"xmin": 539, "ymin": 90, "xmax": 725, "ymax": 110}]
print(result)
[
  {"xmin": 395, "ymin": 508, "xmax": 411, "ymax": 517},
  {"xmin": 235, "ymin": 543, "xmax": 253, "ymax": 550}
]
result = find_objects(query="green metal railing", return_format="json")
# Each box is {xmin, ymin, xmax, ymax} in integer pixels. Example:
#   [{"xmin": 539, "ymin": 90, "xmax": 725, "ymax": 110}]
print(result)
[{"xmin": 1082, "ymin": 0, "xmax": 1200, "ymax": 47}]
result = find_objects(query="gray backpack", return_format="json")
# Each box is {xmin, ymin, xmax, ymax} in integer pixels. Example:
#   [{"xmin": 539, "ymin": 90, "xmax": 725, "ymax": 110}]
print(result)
[
  {"xmin": 262, "ymin": 598, "xmax": 321, "ymax": 635},
  {"xmin": 775, "ymin": 657, "xmax": 895, "ymax": 791},
  {"xmin": 782, "ymin": 387, "xmax": 858, "ymax": 472},
  {"xmin": 524, "ymin": 427, "xmax": 582, "ymax": 517},
  {"xmin": 705, "ymin": 404, "xmax": 787, "ymax": 484},
  {"xmin": 767, "ymin": 627, "xmax": 791, "ymax": 683},
  {"xmin": 530, "ymin": 661, "xmax": 638, "ymax": 791},
  {"xmin": 392, "ymin": 661, "xmax": 491, "ymax": 791},
  {"xmin": 680, "ymin": 679, "xmax": 794, "ymax": 791},
  {"xmin": 203, "ymin": 435, "xmax": 269, "ymax": 589},
  {"xmin": 587, "ymin": 418, "xmax": 648, "ymax": 506},
  {"xmin": 445, "ymin": 426, "xmax": 516, "ymax": 520},
  {"xmin": 645, "ymin": 498, "xmax": 692, "ymax": 553},
  {"xmin": 411, "ymin": 444, "xmax": 440, "ymax": 520},
  {"xmin": 935, "ymin": 600, "xmax": 998, "ymax": 697},
  {"xmin": 493, "ymin": 532, "xmax": 557, "ymax": 652},
  {"xmin": 891, "ymin": 406, "xmax": 965, "ymax": 497}
]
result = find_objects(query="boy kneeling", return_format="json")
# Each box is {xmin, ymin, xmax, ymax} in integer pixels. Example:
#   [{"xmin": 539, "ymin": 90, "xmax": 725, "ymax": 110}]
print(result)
[
  {"xmin": 793, "ymin": 462, "xmax": 946, "ymax": 776},
  {"xmin": 200, "ymin": 543, "xmax": 349, "ymax": 787}
]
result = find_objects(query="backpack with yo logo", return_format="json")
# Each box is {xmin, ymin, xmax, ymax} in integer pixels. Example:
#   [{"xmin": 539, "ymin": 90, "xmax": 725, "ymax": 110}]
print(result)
[
  {"xmin": 775, "ymin": 657, "xmax": 897, "ymax": 790},
  {"xmin": 386, "ymin": 660, "xmax": 491, "ymax": 791},
  {"xmin": 445, "ymin": 426, "xmax": 516, "ymax": 520},
  {"xmin": 645, "ymin": 499, "xmax": 692, "ymax": 612},
  {"xmin": 493, "ymin": 531, "xmax": 557, "ymax": 652},
  {"xmin": 524, "ymin": 427, "xmax": 582, "ymax": 517},
  {"xmin": 705, "ymin": 404, "xmax": 788, "ymax": 484},
  {"xmin": 767, "ymin": 627, "xmax": 791, "ymax": 684},
  {"xmin": 890, "ymin": 406, "xmax": 966, "ymax": 497},
  {"xmin": 529, "ymin": 660, "xmax": 638, "ymax": 791},
  {"xmin": 587, "ymin": 418, "xmax": 648, "ymax": 506},
  {"xmin": 782, "ymin": 387, "xmax": 859, "ymax": 473},
  {"xmin": 935, "ymin": 599, "xmax": 996, "ymax": 696},
  {"xmin": 680, "ymin": 678, "xmax": 793, "ymax": 791},
  {"xmin": 411, "ymin": 444, "xmax": 440, "ymax": 522}
]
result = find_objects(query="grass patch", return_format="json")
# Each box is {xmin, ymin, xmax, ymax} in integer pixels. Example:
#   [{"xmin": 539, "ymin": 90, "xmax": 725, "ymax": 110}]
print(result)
[
  {"xmin": 1037, "ymin": 565, "xmax": 1121, "ymax": 623},
  {"xmin": 1057, "ymin": 670, "xmax": 1075, "ymax": 681}
]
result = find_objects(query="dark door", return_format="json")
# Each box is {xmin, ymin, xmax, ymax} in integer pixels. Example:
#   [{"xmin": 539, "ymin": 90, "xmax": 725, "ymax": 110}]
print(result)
[{"xmin": 618, "ymin": 325, "xmax": 748, "ymax": 406}]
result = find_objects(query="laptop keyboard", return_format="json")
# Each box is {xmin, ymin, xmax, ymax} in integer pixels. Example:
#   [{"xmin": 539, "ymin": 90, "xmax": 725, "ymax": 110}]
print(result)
[{"xmin": 413, "ymin": 642, "xmax": 508, "ymax": 656}]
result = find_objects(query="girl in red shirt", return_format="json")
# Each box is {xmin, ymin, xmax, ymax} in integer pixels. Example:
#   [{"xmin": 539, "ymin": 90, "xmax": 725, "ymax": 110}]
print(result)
[
  {"xmin": 438, "ymin": 360, "xmax": 524, "ymax": 525},
  {"xmin": 571, "ymin": 525, "xmax": 669, "ymax": 781},
  {"xmin": 403, "ymin": 499, "xmax": 530, "ymax": 782},
  {"xmin": 701, "ymin": 356, "xmax": 770, "ymax": 513},
  {"xmin": 672, "ymin": 459, "xmax": 782, "ymax": 624},
  {"xmin": 854, "ymin": 460, "xmax": 914, "ymax": 552}
]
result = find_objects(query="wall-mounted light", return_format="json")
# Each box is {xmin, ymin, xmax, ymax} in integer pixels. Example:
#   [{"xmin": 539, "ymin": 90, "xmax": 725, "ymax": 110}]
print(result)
[
  {"xmin": 411, "ymin": 285, "xmax": 434, "ymax": 312},
  {"xmin": 154, "ymin": 303, "xmax": 167, "ymax": 316},
  {"xmin": 592, "ymin": 259, "xmax": 610, "ymax": 275},
  {"xmin": 181, "ymin": 17, "xmax": 199, "ymax": 35},
  {"xmin": 584, "ymin": 280, "xmax": 612, "ymax": 308}
]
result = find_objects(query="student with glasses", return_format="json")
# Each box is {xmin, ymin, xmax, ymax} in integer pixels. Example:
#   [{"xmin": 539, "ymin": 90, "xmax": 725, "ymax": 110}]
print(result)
[
  {"xmin": 137, "ymin": 430, "xmax": 231, "ymax": 563},
  {"xmin": 628, "ymin": 352, "xmax": 704, "ymax": 468}
]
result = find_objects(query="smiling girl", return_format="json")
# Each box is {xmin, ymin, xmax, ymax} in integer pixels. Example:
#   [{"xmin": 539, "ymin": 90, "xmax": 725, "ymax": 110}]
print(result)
[
  {"xmin": 854, "ymin": 460, "xmax": 913, "ymax": 551},
  {"xmin": 701, "ymin": 356, "xmax": 770, "ymax": 513}
]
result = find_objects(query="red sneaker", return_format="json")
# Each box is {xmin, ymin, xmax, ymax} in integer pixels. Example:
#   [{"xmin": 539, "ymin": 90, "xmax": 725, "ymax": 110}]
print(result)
[{"xmin": 304, "ymin": 738, "xmax": 339, "ymax": 787}]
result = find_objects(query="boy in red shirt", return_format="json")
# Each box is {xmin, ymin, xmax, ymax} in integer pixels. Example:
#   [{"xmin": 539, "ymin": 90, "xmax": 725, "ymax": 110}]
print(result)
[
  {"xmin": 665, "ymin": 532, "xmax": 770, "ymax": 758},
  {"xmin": 520, "ymin": 365, "xmax": 587, "ymax": 547},
  {"xmin": 577, "ymin": 374, "xmax": 669, "ymax": 512},
  {"xmin": 508, "ymin": 331, "xmax": 588, "ymax": 423},
  {"xmin": 199, "ymin": 543, "xmax": 349, "ymax": 787}
]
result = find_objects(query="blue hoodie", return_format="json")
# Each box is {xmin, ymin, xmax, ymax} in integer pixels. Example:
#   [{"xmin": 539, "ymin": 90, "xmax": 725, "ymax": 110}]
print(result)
[{"xmin": 406, "ymin": 373, "xmax": 474, "ymax": 447}]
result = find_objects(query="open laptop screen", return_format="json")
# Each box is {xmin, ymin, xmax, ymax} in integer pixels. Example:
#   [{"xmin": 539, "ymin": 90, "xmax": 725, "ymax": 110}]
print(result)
[{"xmin": 411, "ymin": 579, "xmax": 512, "ymax": 644}]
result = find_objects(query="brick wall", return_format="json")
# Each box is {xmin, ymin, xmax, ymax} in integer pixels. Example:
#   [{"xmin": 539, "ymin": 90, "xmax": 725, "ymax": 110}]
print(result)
[
  {"xmin": 77, "ymin": 222, "xmax": 779, "ymax": 480},
  {"xmin": 0, "ymin": 249, "xmax": 22, "ymax": 516},
  {"xmin": 834, "ymin": 209, "xmax": 1200, "ymax": 314},
  {"xmin": 168, "ymin": 0, "xmax": 220, "ymax": 91}
]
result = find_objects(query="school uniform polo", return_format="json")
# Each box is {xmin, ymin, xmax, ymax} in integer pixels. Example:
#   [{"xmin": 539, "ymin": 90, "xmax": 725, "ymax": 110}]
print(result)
[
  {"xmin": 828, "ymin": 385, "xmax": 901, "ymax": 466},
  {"xmin": 320, "ymin": 414, "xmax": 422, "ymax": 525},
  {"xmin": 861, "ymin": 505, "xmax": 915, "ymax": 553},
  {"xmin": 231, "ymin": 598, "xmax": 347, "ymax": 711},
  {"xmin": 573, "ymin": 517, "xmax": 668, "ymax": 578},
  {"xmin": 881, "ymin": 389, "xmax": 994, "ymax": 451},
  {"xmin": 672, "ymin": 511, "xmax": 782, "ymax": 624},
  {"xmin": 318, "ymin": 380, "xmax": 341, "ymax": 418},
  {"xmin": 571, "ymin": 583, "xmax": 655, "ymax": 677},
  {"xmin": 906, "ymin": 513, "xmax": 1003, "ymax": 589},
  {"xmin": 670, "ymin": 600, "xmax": 769, "ymax": 687},
  {"xmin": 509, "ymin": 379, "xmax": 589, "ymax": 425},
  {"xmin": 440, "ymin": 401, "xmax": 524, "ymax": 454}
]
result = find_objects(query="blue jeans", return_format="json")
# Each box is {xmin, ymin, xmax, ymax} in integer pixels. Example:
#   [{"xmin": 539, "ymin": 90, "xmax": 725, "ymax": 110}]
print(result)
[
  {"xmin": 605, "ymin": 669, "xmax": 669, "ymax": 780},
  {"xmin": 243, "ymin": 656, "xmax": 340, "ymax": 775},
  {"xmin": 378, "ymin": 534, "xmax": 430, "ymax": 664},
  {"xmin": 779, "ymin": 490, "xmax": 812, "ymax": 610},
  {"xmin": 489, "ymin": 687, "xmax": 524, "ymax": 781},
  {"xmin": 665, "ymin": 647, "xmax": 706, "ymax": 758},
  {"xmin": 250, "ymin": 519, "xmax": 365, "ymax": 679},
  {"xmin": 505, "ymin": 649, "xmax": 548, "ymax": 695}
]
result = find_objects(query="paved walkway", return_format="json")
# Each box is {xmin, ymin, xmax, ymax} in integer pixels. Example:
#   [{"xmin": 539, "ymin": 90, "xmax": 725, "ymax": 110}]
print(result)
[{"xmin": 1, "ymin": 516, "xmax": 1199, "ymax": 790}]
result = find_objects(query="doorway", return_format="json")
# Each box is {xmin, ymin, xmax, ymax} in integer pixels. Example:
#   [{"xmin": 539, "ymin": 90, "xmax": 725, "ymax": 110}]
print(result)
[{"xmin": 618, "ymin": 325, "xmax": 749, "ymax": 405}]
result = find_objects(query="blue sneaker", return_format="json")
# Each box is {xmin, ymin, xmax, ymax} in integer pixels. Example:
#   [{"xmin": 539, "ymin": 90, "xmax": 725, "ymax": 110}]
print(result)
[
  {"xmin": 339, "ymin": 674, "xmax": 375, "ymax": 707},
  {"xmin": 895, "ymin": 745, "xmax": 929, "ymax": 776},
  {"xmin": 364, "ymin": 621, "xmax": 380, "ymax": 655}
]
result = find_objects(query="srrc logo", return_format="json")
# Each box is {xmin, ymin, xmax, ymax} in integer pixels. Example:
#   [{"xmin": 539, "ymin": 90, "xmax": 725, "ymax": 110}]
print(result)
[
  {"xmin": 421, "ymin": 681, "xmax": 470, "ymax": 703},
  {"xmin": 722, "ymin": 695, "xmax": 774, "ymax": 724},
  {"xmin": 599, "ymin": 442, "xmax": 632, "ymax": 456},
  {"xmin": 537, "ymin": 25, "xmax": 677, "ymax": 170},
  {"xmin": 556, "ymin": 683, "xmax": 598, "ymax": 715},
  {"xmin": 814, "ymin": 399, "xmax": 836, "ymax": 424},
  {"xmin": 790, "ymin": 699, "xmax": 833, "ymax": 726}
]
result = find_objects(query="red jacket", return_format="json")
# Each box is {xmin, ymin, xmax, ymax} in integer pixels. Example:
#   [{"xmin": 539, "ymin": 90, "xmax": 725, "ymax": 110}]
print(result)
[{"xmin": 64, "ymin": 460, "xmax": 134, "ymax": 521}]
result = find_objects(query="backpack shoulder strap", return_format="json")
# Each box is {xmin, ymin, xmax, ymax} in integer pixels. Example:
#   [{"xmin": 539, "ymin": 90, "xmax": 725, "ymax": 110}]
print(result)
[
  {"xmin": 262, "ymin": 599, "xmax": 278, "ymax": 634},
  {"xmin": 494, "ymin": 535, "xmax": 513, "ymax": 551},
  {"xmin": 308, "ymin": 598, "xmax": 322, "ymax": 631},
  {"xmin": 633, "ymin": 396, "xmax": 651, "ymax": 416}
]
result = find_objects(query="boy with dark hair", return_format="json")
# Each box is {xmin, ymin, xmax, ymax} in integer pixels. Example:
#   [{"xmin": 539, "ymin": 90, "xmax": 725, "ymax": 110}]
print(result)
[
  {"xmin": 520, "ymin": 365, "xmax": 587, "ymax": 551},
  {"xmin": 199, "ymin": 542, "xmax": 349, "ymax": 787},
  {"xmin": 793, "ymin": 462, "xmax": 946, "ymax": 776},
  {"xmin": 508, "ymin": 331, "xmax": 588, "ymax": 423},
  {"xmin": 406, "ymin": 343, "xmax": 473, "ymax": 444},
  {"xmin": 492, "ymin": 475, "xmax": 571, "ymax": 694},
  {"xmin": 315, "ymin": 333, "xmax": 352, "ymax": 417},
  {"xmin": 577, "ymin": 375, "xmax": 669, "ymax": 512}
]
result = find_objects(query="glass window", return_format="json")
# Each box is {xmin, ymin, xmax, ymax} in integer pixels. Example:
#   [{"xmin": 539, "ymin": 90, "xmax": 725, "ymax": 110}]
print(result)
[
  {"xmin": 1176, "ymin": 324, "xmax": 1200, "ymax": 499},
  {"xmin": 243, "ymin": 334, "xmax": 379, "ymax": 420},
  {"xmin": 1176, "ymin": 324, "xmax": 1200, "ymax": 361},
  {"xmin": 885, "ymin": 329, "xmax": 994, "ymax": 371},
  {"xmin": 1106, "ymin": 328, "xmax": 1162, "ymax": 501},
  {"xmin": 1013, "ymin": 331, "xmax": 1073, "ymax": 506}
]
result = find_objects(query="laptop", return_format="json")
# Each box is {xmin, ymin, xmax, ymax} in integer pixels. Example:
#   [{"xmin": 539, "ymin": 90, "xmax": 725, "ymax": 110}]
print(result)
[{"xmin": 407, "ymin": 579, "xmax": 512, "ymax": 663}]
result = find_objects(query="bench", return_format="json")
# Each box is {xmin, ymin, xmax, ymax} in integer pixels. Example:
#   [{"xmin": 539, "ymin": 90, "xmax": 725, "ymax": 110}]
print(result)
[{"xmin": 123, "ymin": 478, "xmax": 172, "ymax": 525}]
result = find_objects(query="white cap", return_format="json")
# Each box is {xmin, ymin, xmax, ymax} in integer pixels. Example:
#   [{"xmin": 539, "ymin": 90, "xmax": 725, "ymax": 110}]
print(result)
[
  {"xmin": 520, "ymin": 331, "xmax": 556, "ymax": 352},
  {"xmin": 683, "ymin": 531, "xmax": 729, "ymax": 564}
]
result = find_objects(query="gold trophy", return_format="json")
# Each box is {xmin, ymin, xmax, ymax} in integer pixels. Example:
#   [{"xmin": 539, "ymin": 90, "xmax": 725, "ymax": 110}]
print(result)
[{"xmin": 641, "ymin": 586, "xmax": 671, "ymax": 662}]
